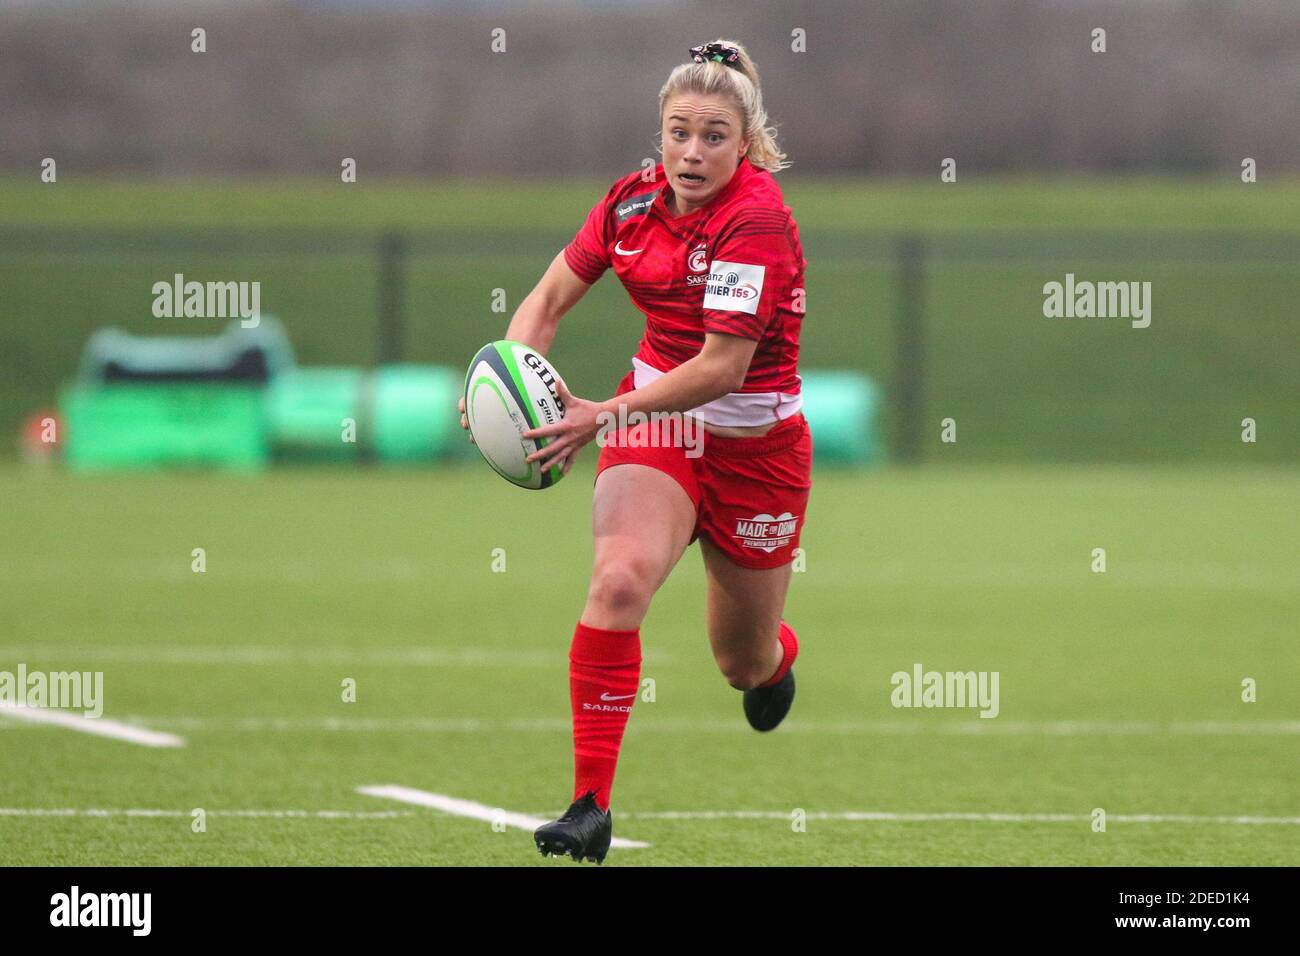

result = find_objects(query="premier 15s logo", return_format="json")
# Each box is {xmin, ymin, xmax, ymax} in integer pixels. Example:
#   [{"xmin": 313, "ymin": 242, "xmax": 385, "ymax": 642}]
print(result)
[
  {"xmin": 702, "ymin": 260, "xmax": 765, "ymax": 315},
  {"xmin": 705, "ymin": 271, "xmax": 758, "ymax": 302}
]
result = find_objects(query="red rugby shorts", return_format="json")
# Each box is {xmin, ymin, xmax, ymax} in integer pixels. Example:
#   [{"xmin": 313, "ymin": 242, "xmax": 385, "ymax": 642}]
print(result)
[{"xmin": 593, "ymin": 370, "xmax": 813, "ymax": 570}]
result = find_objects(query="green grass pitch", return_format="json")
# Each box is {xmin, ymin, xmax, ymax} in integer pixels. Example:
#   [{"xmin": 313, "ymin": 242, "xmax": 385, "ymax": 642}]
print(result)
[
  {"xmin": 1, "ymin": 173, "xmax": 1296, "ymax": 863},
  {"xmin": 1, "ymin": 462, "xmax": 1296, "ymax": 865}
]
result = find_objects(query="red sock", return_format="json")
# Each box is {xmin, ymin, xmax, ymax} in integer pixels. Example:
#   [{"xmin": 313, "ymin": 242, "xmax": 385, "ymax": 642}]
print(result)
[
  {"xmin": 757, "ymin": 620, "xmax": 799, "ymax": 689},
  {"xmin": 569, "ymin": 621, "xmax": 641, "ymax": 812}
]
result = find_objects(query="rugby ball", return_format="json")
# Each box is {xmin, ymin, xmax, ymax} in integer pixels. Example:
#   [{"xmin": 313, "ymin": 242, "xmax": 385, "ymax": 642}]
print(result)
[{"xmin": 463, "ymin": 340, "xmax": 567, "ymax": 489}]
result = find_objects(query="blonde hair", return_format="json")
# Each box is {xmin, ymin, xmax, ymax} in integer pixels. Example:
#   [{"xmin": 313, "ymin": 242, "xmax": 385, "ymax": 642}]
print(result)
[{"xmin": 656, "ymin": 38, "xmax": 791, "ymax": 173}]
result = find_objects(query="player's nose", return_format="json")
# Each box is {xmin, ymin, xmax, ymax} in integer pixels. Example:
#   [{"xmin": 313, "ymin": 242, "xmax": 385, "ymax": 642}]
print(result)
[{"xmin": 680, "ymin": 136, "xmax": 704, "ymax": 161}]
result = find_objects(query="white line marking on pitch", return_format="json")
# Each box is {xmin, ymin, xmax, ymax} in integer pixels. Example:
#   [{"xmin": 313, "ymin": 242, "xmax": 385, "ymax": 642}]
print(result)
[
  {"xmin": 0, "ymin": 645, "xmax": 673, "ymax": 668},
  {"xmin": 0, "ymin": 703, "xmax": 184, "ymax": 748},
  {"xmin": 81, "ymin": 716, "xmax": 1300, "ymax": 736},
  {"xmin": 4, "ymin": 803, "xmax": 1291, "ymax": 827},
  {"xmin": 357, "ymin": 785, "xmax": 651, "ymax": 849},
  {"xmin": 528, "ymin": 810, "xmax": 1300, "ymax": 826},
  {"xmin": 0, "ymin": 808, "xmax": 413, "ymax": 819}
]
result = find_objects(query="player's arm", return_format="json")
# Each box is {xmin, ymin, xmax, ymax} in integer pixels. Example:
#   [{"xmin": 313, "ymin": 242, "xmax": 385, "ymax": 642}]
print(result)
[
  {"xmin": 597, "ymin": 332, "xmax": 756, "ymax": 418},
  {"xmin": 504, "ymin": 179, "xmax": 616, "ymax": 355},
  {"xmin": 459, "ymin": 252, "xmax": 592, "ymax": 436},
  {"xmin": 527, "ymin": 323, "xmax": 758, "ymax": 469},
  {"xmin": 521, "ymin": 332, "xmax": 755, "ymax": 474},
  {"xmin": 504, "ymin": 251, "xmax": 593, "ymax": 355},
  {"xmin": 462, "ymin": 182, "xmax": 613, "ymax": 444}
]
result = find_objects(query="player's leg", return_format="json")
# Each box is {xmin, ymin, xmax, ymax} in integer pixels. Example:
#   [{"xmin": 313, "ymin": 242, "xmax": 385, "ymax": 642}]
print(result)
[
  {"xmin": 535, "ymin": 460, "xmax": 697, "ymax": 862},
  {"xmin": 700, "ymin": 537, "xmax": 794, "ymax": 690},
  {"xmin": 571, "ymin": 461, "xmax": 695, "ymax": 805},
  {"xmin": 581, "ymin": 463, "xmax": 696, "ymax": 630},
  {"xmin": 694, "ymin": 415, "xmax": 812, "ymax": 730},
  {"xmin": 700, "ymin": 537, "xmax": 801, "ymax": 733}
]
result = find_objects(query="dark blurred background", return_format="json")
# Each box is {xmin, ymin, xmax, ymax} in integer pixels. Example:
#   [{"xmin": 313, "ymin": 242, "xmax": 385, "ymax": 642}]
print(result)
[{"xmin": 2, "ymin": 0, "xmax": 1297, "ymax": 175}]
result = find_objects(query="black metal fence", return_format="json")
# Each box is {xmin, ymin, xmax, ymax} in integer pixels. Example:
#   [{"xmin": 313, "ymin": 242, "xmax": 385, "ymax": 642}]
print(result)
[{"xmin": 3, "ymin": 227, "xmax": 1297, "ymax": 463}]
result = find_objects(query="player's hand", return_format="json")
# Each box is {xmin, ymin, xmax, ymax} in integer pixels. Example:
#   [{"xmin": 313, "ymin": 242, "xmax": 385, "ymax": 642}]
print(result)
[
  {"xmin": 457, "ymin": 396, "xmax": 474, "ymax": 444},
  {"xmin": 522, "ymin": 378, "xmax": 600, "ymax": 476}
]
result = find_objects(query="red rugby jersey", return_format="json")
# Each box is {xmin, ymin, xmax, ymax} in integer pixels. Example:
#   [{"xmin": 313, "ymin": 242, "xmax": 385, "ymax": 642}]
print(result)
[{"xmin": 563, "ymin": 157, "xmax": 805, "ymax": 404}]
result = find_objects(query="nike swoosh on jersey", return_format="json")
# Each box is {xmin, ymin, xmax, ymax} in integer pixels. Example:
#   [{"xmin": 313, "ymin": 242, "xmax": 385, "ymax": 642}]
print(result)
[
  {"xmin": 614, "ymin": 241, "xmax": 644, "ymax": 256},
  {"xmin": 600, "ymin": 692, "xmax": 637, "ymax": 701}
]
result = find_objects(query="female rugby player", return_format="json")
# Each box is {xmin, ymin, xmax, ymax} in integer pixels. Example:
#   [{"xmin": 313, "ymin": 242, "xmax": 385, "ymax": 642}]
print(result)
[{"xmin": 459, "ymin": 39, "xmax": 810, "ymax": 863}]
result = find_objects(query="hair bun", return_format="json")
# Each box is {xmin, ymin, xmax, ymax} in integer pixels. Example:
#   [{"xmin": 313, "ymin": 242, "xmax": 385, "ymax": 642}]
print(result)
[{"xmin": 689, "ymin": 42, "xmax": 741, "ymax": 69}]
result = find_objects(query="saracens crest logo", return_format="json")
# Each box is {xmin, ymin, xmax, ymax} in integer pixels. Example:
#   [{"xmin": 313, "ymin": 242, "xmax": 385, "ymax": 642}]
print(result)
[
  {"xmin": 733, "ymin": 512, "xmax": 800, "ymax": 553},
  {"xmin": 686, "ymin": 242, "xmax": 709, "ymax": 284},
  {"xmin": 688, "ymin": 243, "xmax": 708, "ymax": 272}
]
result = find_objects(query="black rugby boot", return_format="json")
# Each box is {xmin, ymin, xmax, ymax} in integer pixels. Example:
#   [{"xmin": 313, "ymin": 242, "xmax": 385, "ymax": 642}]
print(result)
[
  {"xmin": 743, "ymin": 667, "xmax": 795, "ymax": 732},
  {"xmin": 534, "ymin": 790, "xmax": 613, "ymax": 864}
]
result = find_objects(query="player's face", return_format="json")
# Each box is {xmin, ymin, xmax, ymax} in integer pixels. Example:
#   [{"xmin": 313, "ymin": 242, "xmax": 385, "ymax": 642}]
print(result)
[{"xmin": 662, "ymin": 94, "xmax": 750, "ymax": 214}]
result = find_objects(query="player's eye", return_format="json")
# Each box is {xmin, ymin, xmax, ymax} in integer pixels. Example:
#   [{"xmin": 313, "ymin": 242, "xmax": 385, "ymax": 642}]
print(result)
[{"xmin": 672, "ymin": 129, "xmax": 725, "ymax": 144}]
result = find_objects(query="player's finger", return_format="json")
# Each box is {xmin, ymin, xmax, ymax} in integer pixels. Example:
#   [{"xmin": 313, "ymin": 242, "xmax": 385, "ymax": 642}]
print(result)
[
  {"xmin": 522, "ymin": 423, "xmax": 564, "ymax": 441},
  {"xmin": 526, "ymin": 437, "xmax": 568, "ymax": 463}
]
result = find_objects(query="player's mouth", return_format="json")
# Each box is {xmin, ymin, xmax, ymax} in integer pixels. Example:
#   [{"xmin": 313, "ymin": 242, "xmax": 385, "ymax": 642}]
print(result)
[{"xmin": 678, "ymin": 172, "xmax": 706, "ymax": 187}]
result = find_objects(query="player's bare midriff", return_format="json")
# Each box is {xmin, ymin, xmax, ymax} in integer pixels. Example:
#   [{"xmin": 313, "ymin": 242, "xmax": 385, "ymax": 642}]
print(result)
[{"xmin": 702, "ymin": 420, "xmax": 777, "ymax": 438}]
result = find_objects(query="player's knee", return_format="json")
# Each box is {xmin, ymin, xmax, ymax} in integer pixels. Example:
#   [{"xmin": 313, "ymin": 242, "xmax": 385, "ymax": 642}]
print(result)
[
  {"xmin": 717, "ymin": 656, "xmax": 767, "ymax": 691},
  {"xmin": 587, "ymin": 560, "xmax": 655, "ymax": 618}
]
